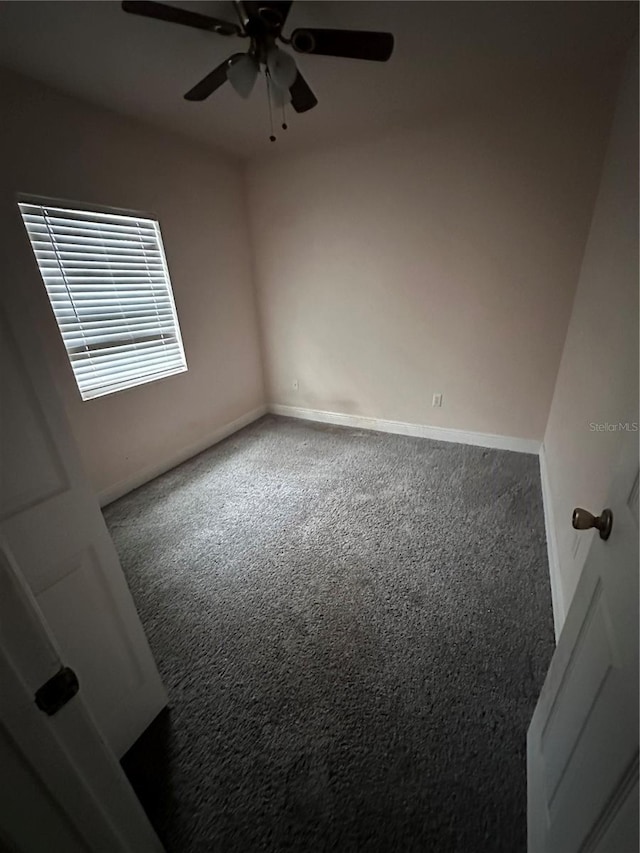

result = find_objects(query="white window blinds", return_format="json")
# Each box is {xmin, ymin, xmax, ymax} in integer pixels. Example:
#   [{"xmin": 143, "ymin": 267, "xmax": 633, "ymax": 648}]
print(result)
[{"xmin": 19, "ymin": 201, "xmax": 187, "ymax": 401}]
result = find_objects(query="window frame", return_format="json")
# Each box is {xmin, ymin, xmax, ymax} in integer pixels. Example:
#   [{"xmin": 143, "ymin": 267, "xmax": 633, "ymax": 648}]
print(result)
[{"xmin": 17, "ymin": 194, "xmax": 188, "ymax": 401}]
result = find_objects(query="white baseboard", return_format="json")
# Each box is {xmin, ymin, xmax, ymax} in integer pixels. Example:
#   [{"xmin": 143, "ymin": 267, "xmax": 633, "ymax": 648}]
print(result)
[
  {"xmin": 99, "ymin": 405, "xmax": 267, "ymax": 506},
  {"xmin": 269, "ymin": 404, "xmax": 541, "ymax": 455},
  {"xmin": 538, "ymin": 444, "xmax": 565, "ymax": 642}
]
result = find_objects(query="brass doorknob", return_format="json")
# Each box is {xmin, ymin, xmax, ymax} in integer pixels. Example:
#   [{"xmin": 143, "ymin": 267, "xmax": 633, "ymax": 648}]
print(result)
[{"xmin": 572, "ymin": 507, "xmax": 613, "ymax": 541}]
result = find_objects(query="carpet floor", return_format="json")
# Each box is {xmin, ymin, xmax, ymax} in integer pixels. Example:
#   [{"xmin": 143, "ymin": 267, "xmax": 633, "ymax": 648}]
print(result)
[{"xmin": 107, "ymin": 415, "xmax": 555, "ymax": 853}]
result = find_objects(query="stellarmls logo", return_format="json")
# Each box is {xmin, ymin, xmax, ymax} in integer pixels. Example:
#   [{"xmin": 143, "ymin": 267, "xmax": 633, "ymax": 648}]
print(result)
[{"xmin": 589, "ymin": 422, "xmax": 639, "ymax": 432}]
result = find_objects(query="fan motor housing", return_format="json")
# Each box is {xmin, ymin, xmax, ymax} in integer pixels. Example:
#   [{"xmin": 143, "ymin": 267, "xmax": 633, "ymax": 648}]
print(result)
[{"xmin": 258, "ymin": 5, "xmax": 284, "ymax": 28}]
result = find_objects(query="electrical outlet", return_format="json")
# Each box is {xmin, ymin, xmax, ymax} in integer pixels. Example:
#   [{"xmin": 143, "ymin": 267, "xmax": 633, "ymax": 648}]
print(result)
[
  {"xmin": 432, "ymin": 393, "xmax": 443, "ymax": 408},
  {"xmin": 292, "ymin": 379, "xmax": 299, "ymax": 392}
]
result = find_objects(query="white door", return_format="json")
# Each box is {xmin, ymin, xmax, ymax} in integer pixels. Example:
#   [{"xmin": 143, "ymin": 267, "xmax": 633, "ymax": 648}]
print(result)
[
  {"xmin": 0, "ymin": 537, "xmax": 163, "ymax": 852},
  {"xmin": 527, "ymin": 430, "xmax": 639, "ymax": 851},
  {"xmin": 0, "ymin": 303, "xmax": 166, "ymax": 757}
]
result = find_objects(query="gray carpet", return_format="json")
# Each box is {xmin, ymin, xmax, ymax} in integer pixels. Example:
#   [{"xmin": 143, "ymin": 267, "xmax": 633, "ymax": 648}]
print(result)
[{"xmin": 107, "ymin": 415, "xmax": 555, "ymax": 853}]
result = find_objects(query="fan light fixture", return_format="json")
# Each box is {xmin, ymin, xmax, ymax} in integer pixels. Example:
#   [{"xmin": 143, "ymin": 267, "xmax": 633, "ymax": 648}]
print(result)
[
  {"xmin": 266, "ymin": 46, "xmax": 298, "ymax": 90},
  {"xmin": 226, "ymin": 48, "xmax": 295, "ymax": 139},
  {"xmin": 227, "ymin": 53, "xmax": 259, "ymax": 98}
]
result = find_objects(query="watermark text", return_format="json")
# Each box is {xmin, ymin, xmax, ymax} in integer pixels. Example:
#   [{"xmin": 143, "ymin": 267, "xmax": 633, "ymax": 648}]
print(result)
[{"xmin": 589, "ymin": 422, "xmax": 639, "ymax": 432}]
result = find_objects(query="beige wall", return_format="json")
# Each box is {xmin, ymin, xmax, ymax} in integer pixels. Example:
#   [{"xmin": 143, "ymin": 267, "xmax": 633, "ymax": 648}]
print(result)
[
  {"xmin": 0, "ymin": 69, "xmax": 265, "ymax": 502},
  {"xmin": 543, "ymin": 40, "xmax": 639, "ymax": 627},
  {"xmin": 247, "ymin": 68, "xmax": 620, "ymax": 441}
]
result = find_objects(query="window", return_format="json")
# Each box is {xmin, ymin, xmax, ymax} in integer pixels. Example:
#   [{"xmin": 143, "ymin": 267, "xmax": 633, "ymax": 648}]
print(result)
[{"xmin": 19, "ymin": 200, "xmax": 187, "ymax": 400}]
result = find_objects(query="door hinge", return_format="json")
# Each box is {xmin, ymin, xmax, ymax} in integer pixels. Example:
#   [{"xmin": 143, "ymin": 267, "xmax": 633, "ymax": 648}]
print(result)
[{"xmin": 35, "ymin": 666, "xmax": 80, "ymax": 716}]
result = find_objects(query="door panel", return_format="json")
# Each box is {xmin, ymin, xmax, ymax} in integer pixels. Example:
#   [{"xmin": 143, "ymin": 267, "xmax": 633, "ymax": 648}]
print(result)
[
  {"xmin": 0, "ymin": 540, "xmax": 163, "ymax": 852},
  {"xmin": 593, "ymin": 774, "xmax": 638, "ymax": 853},
  {"xmin": 0, "ymin": 306, "xmax": 166, "ymax": 757},
  {"xmin": 0, "ymin": 723, "xmax": 89, "ymax": 853},
  {"xmin": 0, "ymin": 328, "xmax": 68, "ymax": 517},
  {"xmin": 37, "ymin": 546, "xmax": 145, "ymax": 721},
  {"xmin": 527, "ymin": 432, "xmax": 639, "ymax": 852}
]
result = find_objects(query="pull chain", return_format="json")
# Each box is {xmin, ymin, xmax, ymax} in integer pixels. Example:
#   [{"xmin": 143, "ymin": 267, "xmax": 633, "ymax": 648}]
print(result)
[
  {"xmin": 281, "ymin": 102, "xmax": 288, "ymax": 131},
  {"xmin": 266, "ymin": 70, "xmax": 276, "ymax": 142}
]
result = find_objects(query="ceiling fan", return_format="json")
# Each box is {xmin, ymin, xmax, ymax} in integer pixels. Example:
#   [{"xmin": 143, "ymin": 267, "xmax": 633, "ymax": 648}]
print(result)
[{"xmin": 121, "ymin": 1, "xmax": 394, "ymax": 118}]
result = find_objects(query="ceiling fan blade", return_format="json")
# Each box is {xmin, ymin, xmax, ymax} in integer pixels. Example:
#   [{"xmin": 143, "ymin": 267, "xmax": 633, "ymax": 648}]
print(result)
[
  {"xmin": 184, "ymin": 54, "xmax": 244, "ymax": 101},
  {"xmin": 122, "ymin": 1, "xmax": 241, "ymax": 36},
  {"xmin": 289, "ymin": 71, "xmax": 318, "ymax": 113},
  {"xmin": 291, "ymin": 28, "xmax": 394, "ymax": 62}
]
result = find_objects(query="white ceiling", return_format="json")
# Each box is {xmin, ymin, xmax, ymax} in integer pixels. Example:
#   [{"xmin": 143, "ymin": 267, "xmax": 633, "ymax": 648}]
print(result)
[{"xmin": 0, "ymin": 1, "xmax": 635, "ymax": 161}]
